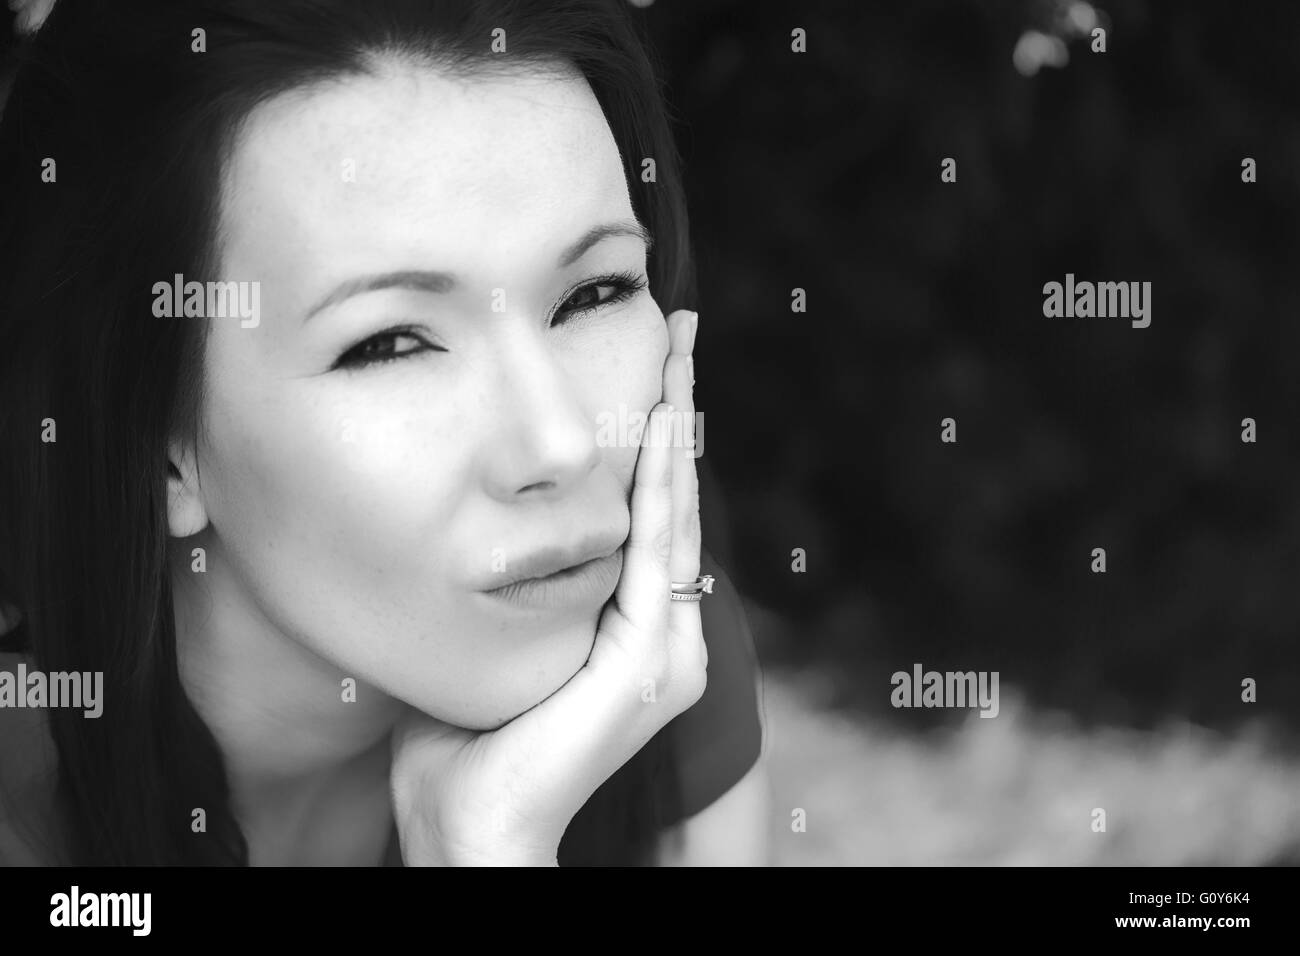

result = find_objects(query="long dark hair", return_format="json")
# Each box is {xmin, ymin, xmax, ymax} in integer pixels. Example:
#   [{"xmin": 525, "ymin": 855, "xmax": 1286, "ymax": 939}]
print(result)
[{"xmin": 0, "ymin": 0, "xmax": 696, "ymax": 865}]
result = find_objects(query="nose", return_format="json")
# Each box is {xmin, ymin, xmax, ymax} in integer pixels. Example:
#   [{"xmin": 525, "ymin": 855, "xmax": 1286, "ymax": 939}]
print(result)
[{"xmin": 480, "ymin": 328, "xmax": 601, "ymax": 502}]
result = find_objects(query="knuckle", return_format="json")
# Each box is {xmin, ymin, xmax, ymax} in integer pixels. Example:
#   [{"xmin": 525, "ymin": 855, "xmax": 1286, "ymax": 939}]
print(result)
[
  {"xmin": 664, "ymin": 641, "xmax": 707, "ymax": 706},
  {"xmin": 655, "ymin": 456, "xmax": 674, "ymax": 490},
  {"xmin": 674, "ymin": 658, "xmax": 708, "ymax": 708},
  {"xmin": 679, "ymin": 498, "xmax": 701, "ymax": 543},
  {"xmin": 650, "ymin": 524, "xmax": 674, "ymax": 568}
]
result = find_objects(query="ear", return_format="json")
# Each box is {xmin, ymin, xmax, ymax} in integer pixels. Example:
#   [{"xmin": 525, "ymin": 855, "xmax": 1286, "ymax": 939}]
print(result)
[{"xmin": 166, "ymin": 438, "xmax": 209, "ymax": 538}]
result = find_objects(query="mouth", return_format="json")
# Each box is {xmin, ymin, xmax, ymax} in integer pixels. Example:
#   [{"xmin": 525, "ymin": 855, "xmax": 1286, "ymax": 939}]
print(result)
[
  {"xmin": 481, "ymin": 550, "xmax": 624, "ymax": 610},
  {"xmin": 477, "ymin": 532, "xmax": 627, "ymax": 611}
]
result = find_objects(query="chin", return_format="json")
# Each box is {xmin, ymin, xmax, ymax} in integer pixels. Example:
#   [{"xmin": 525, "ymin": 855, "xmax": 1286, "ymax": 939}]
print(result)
[{"xmin": 428, "ymin": 617, "xmax": 601, "ymax": 732}]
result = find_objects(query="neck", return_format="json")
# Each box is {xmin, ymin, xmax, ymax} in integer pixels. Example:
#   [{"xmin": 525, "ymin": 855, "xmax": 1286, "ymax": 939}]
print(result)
[{"xmin": 171, "ymin": 543, "xmax": 406, "ymax": 865}]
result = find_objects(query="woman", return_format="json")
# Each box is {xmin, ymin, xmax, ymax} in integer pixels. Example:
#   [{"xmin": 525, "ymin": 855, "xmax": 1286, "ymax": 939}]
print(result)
[{"xmin": 0, "ymin": 0, "xmax": 767, "ymax": 865}]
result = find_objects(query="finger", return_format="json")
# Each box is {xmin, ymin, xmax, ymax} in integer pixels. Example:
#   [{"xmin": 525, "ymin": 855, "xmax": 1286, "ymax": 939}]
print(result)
[
  {"xmin": 665, "ymin": 313, "xmax": 700, "ymax": 590},
  {"xmin": 668, "ymin": 305, "xmax": 697, "ymax": 356},
  {"xmin": 664, "ymin": 323, "xmax": 702, "ymax": 675},
  {"xmin": 610, "ymin": 401, "xmax": 676, "ymax": 627}
]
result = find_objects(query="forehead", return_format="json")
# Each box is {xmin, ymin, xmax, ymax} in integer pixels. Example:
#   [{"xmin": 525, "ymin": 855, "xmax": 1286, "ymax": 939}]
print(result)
[{"xmin": 217, "ymin": 62, "xmax": 632, "ymax": 278}]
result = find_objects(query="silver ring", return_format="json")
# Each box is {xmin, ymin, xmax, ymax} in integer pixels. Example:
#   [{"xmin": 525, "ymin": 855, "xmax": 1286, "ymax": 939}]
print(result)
[{"xmin": 670, "ymin": 574, "xmax": 714, "ymax": 602}]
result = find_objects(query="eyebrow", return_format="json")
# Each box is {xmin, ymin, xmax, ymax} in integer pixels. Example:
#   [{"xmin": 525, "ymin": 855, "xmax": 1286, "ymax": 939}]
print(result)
[{"xmin": 302, "ymin": 218, "xmax": 653, "ymax": 322}]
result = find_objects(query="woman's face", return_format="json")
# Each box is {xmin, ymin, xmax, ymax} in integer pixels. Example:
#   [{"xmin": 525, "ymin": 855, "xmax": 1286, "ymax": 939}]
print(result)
[{"xmin": 192, "ymin": 63, "xmax": 667, "ymax": 730}]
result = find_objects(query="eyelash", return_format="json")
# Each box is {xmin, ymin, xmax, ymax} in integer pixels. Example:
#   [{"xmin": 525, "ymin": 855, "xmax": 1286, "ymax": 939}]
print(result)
[
  {"xmin": 332, "ymin": 324, "xmax": 441, "ymax": 371},
  {"xmin": 550, "ymin": 269, "xmax": 648, "ymax": 327},
  {"xmin": 332, "ymin": 270, "xmax": 649, "ymax": 371}
]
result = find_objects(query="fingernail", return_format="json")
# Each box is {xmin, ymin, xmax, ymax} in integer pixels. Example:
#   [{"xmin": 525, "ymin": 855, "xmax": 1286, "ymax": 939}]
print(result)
[{"xmin": 687, "ymin": 356, "xmax": 695, "ymax": 387}]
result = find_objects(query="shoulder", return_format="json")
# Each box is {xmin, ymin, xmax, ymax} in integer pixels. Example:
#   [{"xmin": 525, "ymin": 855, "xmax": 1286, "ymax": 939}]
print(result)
[{"xmin": 0, "ymin": 652, "xmax": 66, "ymax": 865}]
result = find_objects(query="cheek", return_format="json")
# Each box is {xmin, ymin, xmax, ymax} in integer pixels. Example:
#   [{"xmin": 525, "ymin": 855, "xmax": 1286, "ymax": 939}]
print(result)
[
  {"xmin": 582, "ymin": 304, "xmax": 669, "ymax": 484},
  {"xmin": 193, "ymin": 348, "xmax": 483, "ymax": 708},
  {"xmin": 195, "ymin": 338, "xmax": 467, "ymax": 617}
]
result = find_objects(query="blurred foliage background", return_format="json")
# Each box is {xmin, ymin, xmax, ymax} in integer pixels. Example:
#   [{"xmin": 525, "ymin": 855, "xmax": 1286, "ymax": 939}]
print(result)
[{"xmin": 641, "ymin": 0, "xmax": 1300, "ymax": 740}]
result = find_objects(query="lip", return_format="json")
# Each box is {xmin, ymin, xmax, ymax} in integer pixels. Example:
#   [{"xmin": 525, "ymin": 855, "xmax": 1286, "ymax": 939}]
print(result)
[
  {"xmin": 481, "ymin": 549, "xmax": 624, "ymax": 610},
  {"xmin": 476, "ymin": 531, "xmax": 627, "ymax": 610}
]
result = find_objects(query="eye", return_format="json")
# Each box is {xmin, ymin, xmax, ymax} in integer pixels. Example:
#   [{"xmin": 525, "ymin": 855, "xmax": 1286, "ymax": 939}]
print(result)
[
  {"xmin": 552, "ymin": 270, "xmax": 649, "ymax": 326},
  {"xmin": 333, "ymin": 328, "xmax": 442, "ymax": 371}
]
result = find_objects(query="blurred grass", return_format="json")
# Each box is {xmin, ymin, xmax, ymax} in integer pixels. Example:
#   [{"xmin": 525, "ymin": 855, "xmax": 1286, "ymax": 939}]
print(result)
[{"xmin": 761, "ymin": 664, "xmax": 1300, "ymax": 865}]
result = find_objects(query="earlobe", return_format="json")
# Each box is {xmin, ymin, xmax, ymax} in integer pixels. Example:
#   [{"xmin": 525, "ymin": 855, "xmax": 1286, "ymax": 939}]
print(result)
[{"xmin": 166, "ymin": 440, "xmax": 209, "ymax": 538}]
